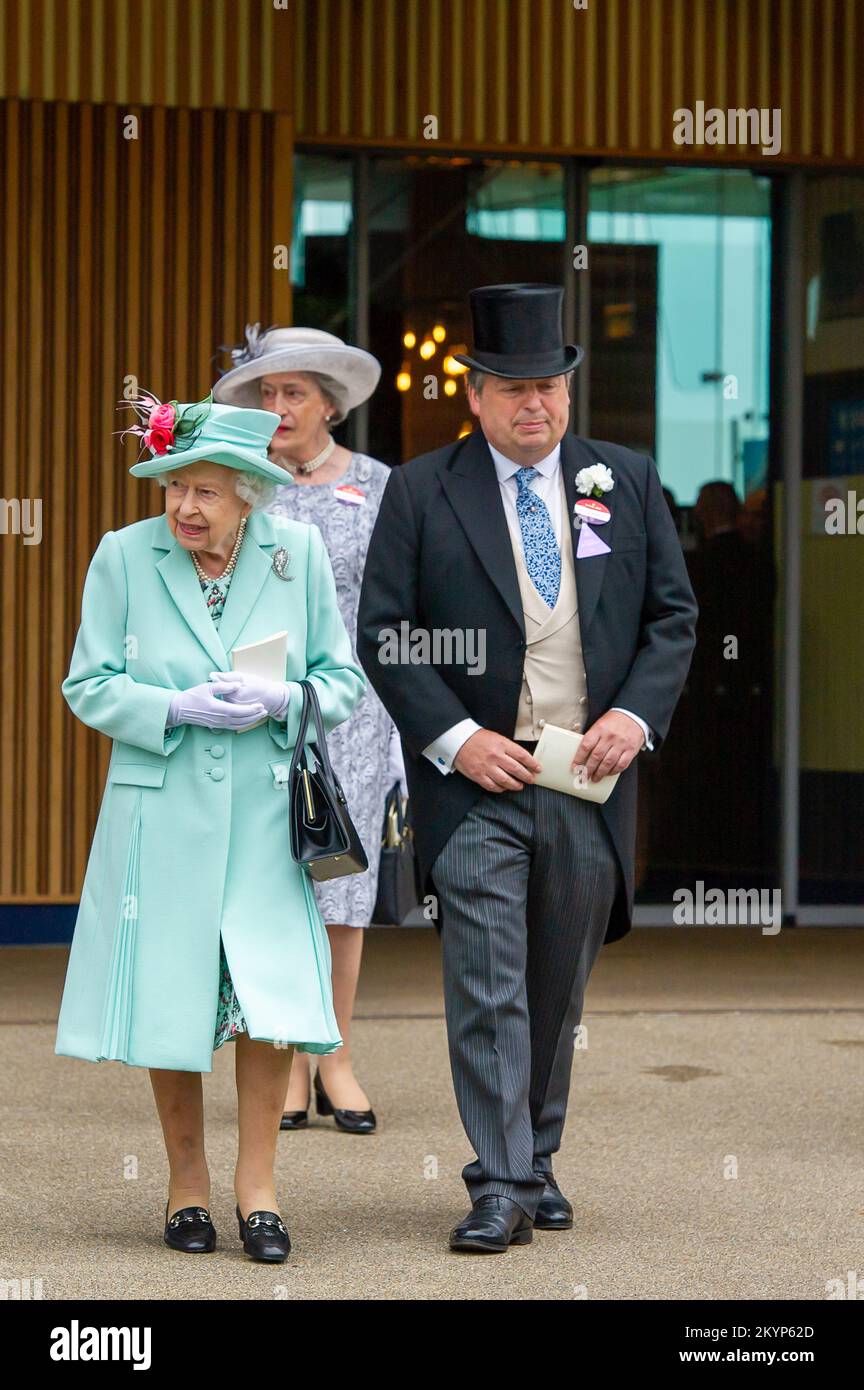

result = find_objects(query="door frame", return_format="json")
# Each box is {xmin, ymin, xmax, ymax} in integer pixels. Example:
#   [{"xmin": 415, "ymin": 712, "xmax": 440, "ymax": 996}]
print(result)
[{"xmin": 297, "ymin": 144, "xmax": 862, "ymax": 924}]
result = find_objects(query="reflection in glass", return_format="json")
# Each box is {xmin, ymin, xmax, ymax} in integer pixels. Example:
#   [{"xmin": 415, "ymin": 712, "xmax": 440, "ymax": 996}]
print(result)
[
  {"xmin": 291, "ymin": 153, "xmax": 353, "ymax": 337},
  {"xmin": 799, "ymin": 174, "xmax": 864, "ymax": 904},
  {"xmin": 367, "ymin": 158, "xmax": 565, "ymax": 465},
  {"xmin": 588, "ymin": 168, "xmax": 777, "ymax": 901}
]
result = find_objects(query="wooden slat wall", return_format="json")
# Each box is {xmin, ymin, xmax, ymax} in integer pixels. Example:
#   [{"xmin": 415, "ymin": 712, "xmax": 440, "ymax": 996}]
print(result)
[
  {"xmin": 0, "ymin": 100, "xmax": 293, "ymax": 900},
  {"xmin": 294, "ymin": 0, "xmax": 864, "ymax": 165},
  {"xmin": 1, "ymin": 0, "xmax": 859, "ymax": 164},
  {"xmin": 0, "ymin": 0, "xmax": 285, "ymax": 112}
]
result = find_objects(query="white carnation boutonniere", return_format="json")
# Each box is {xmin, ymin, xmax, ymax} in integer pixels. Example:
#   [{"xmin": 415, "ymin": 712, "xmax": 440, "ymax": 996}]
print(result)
[{"xmin": 575, "ymin": 463, "xmax": 615, "ymax": 500}]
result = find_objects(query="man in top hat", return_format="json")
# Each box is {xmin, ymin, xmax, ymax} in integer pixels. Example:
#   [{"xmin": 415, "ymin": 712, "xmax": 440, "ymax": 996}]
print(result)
[{"xmin": 357, "ymin": 283, "xmax": 697, "ymax": 1252}]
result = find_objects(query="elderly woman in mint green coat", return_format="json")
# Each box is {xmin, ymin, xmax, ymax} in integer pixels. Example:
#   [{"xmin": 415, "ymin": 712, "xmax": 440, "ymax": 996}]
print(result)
[{"xmin": 55, "ymin": 393, "xmax": 365, "ymax": 1261}]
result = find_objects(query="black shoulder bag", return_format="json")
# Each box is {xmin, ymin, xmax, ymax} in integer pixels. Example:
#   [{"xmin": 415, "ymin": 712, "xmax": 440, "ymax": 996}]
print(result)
[{"xmin": 288, "ymin": 679, "xmax": 368, "ymax": 881}]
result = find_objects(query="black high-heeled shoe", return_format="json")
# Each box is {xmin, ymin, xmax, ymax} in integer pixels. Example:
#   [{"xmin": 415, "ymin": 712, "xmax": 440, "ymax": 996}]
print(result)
[
  {"xmin": 163, "ymin": 1203, "xmax": 216, "ymax": 1254},
  {"xmin": 280, "ymin": 1082, "xmax": 312, "ymax": 1130},
  {"xmin": 236, "ymin": 1204, "xmax": 290, "ymax": 1262},
  {"xmin": 314, "ymin": 1068, "xmax": 377, "ymax": 1134}
]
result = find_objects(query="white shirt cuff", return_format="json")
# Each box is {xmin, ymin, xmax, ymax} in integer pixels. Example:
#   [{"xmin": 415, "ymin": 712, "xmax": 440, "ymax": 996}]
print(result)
[
  {"xmin": 611, "ymin": 708, "xmax": 654, "ymax": 751},
  {"xmin": 422, "ymin": 719, "xmax": 483, "ymax": 774}
]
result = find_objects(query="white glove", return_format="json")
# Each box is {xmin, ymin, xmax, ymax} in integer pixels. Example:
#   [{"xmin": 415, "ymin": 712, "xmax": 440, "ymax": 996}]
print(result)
[
  {"xmin": 208, "ymin": 671, "xmax": 291, "ymax": 721},
  {"xmin": 167, "ymin": 679, "xmax": 267, "ymax": 731},
  {"xmin": 386, "ymin": 723, "xmax": 408, "ymax": 799}
]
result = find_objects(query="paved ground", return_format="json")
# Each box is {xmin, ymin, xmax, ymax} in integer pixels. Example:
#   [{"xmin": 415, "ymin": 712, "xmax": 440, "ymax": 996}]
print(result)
[{"xmin": 1, "ymin": 927, "xmax": 862, "ymax": 1301}]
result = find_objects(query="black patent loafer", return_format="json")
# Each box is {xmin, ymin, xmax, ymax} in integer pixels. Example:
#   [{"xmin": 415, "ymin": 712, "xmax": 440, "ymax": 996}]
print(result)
[
  {"xmin": 281, "ymin": 1083, "xmax": 312, "ymax": 1130},
  {"xmin": 314, "ymin": 1069, "xmax": 376, "ymax": 1134},
  {"xmin": 163, "ymin": 1204, "xmax": 216, "ymax": 1253},
  {"xmin": 280, "ymin": 1107, "xmax": 309, "ymax": 1130},
  {"xmin": 449, "ymin": 1195, "xmax": 533, "ymax": 1253},
  {"xmin": 236, "ymin": 1205, "xmax": 291, "ymax": 1262},
  {"xmin": 533, "ymin": 1175, "xmax": 574, "ymax": 1230}
]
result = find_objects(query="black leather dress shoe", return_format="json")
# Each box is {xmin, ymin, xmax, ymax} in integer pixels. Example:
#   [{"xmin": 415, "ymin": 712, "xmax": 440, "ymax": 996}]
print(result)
[
  {"xmin": 163, "ymin": 1204, "xmax": 216, "ymax": 1253},
  {"xmin": 449, "ymin": 1195, "xmax": 533, "ymax": 1253},
  {"xmin": 280, "ymin": 1085, "xmax": 311, "ymax": 1130},
  {"xmin": 533, "ymin": 1175, "xmax": 574, "ymax": 1230},
  {"xmin": 314, "ymin": 1069, "xmax": 376, "ymax": 1134},
  {"xmin": 236, "ymin": 1205, "xmax": 291, "ymax": 1262}
]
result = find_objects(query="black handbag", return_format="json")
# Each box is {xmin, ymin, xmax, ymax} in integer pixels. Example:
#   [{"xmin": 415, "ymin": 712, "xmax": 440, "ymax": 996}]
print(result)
[
  {"xmin": 288, "ymin": 680, "xmax": 369, "ymax": 881},
  {"xmin": 373, "ymin": 782, "xmax": 423, "ymax": 925}
]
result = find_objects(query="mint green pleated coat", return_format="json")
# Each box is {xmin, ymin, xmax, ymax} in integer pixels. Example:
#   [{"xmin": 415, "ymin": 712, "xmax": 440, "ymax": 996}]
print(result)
[{"xmin": 55, "ymin": 508, "xmax": 366, "ymax": 1072}]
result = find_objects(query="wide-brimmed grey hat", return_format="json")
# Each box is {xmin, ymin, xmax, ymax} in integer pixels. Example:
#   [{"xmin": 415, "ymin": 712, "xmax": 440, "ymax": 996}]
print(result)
[{"xmin": 213, "ymin": 325, "xmax": 381, "ymax": 424}]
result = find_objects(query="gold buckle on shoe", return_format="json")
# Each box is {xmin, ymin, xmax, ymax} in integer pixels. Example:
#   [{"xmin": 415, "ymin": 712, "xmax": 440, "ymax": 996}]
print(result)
[
  {"xmin": 247, "ymin": 1213, "xmax": 287, "ymax": 1234},
  {"xmin": 168, "ymin": 1207, "xmax": 210, "ymax": 1228}
]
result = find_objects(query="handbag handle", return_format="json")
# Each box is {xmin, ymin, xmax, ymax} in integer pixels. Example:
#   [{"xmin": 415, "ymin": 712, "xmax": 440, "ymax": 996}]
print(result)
[
  {"xmin": 288, "ymin": 679, "xmax": 339, "ymax": 788},
  {"xmin": 384, "ymin": 782, "xmax": 406, "ymax": 835},
  {"xmin": 382, "ymin": 781, "xmax": 415, "ymax": 851}
]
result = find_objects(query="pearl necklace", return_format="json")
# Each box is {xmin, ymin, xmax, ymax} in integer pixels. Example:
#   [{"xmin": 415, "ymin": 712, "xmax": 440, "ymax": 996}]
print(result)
[
  {"xmin": 190, "ymin": 515, "xmax": 248, "ymax": 585},
  {"xmin": 283, "ymin": 435, "xmax": 337, "ymax": 476}
]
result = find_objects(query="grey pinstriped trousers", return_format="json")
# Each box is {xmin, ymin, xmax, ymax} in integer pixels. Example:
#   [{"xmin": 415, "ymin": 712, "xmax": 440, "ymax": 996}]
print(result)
[{"xmin": 430, "ymin": 782, "xmax": 621, "ymax": 1219}]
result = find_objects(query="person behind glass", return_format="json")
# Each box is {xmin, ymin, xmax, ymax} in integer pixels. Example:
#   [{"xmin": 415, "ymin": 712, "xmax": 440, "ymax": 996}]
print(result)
[
  {"xmin": 55, "ymin": 394, "xmax": 365, "ymax": 1260},
  {"xmin": 214, "ymin": 326, "xmax": 403, "ymax": 1134}
]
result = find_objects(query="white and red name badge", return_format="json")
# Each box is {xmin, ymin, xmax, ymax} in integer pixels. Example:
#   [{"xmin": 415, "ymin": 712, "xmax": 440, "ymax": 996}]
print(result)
[
  {"xmin": 574, "ymin": 497, "xmax": 612, "ymax": 557},
  {"xmin": 334, "ymin": 484, "xmax": 367, "ymax": 507},
  {"xmin": 573, "ymin": 498, "xmax": 611, "ymax": 525}
]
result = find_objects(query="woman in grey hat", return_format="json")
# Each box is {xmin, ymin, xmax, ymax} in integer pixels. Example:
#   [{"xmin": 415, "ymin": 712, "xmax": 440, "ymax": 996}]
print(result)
[{"xmin": 214, "ymin": 326, "xmax": 403, "ymax": 1135}]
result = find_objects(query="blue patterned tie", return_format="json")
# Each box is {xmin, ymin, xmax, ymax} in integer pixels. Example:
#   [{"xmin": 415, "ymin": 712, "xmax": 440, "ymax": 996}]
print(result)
[{"xmin": 515, "ymin": 467, "xmax": 561, "ymax": 607}]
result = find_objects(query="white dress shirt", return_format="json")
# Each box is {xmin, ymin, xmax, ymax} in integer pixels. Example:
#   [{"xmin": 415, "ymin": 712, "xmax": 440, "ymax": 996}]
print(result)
[{"xmin": 422, "ymin": 438, "xmax": 654, "ymax": 774}]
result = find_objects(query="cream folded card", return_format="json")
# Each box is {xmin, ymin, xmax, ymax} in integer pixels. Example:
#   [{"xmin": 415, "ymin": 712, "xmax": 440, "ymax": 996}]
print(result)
[
  {"xmin": 230, "ymin": 630, "xmax": 288, "ymax": 733},
  {"xmin": 532, "ymin": 722, "xmax": 621, "ymax": 803}
]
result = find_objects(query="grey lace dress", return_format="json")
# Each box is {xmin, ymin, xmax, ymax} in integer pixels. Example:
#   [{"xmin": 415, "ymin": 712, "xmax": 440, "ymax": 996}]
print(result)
[{"xmin": 267, "ymin": 452, "xmax": 396, "ymax": 928}]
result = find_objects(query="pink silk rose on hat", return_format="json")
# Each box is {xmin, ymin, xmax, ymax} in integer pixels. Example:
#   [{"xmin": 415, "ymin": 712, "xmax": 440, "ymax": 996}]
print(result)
[
  {"xmin": 143, "ymin": 401, "xmax": 177, "ymax": 454},
  {"xmin": 117, "ymin": 388, "xmax": 213, "ymax": 460},
  {"xmin": 149, "ymin": 402, "xmax": 176, "ymax": 429}
]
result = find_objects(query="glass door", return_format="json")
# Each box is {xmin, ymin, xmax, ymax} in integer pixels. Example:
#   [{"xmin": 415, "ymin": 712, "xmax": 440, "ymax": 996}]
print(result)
[
  {"xmin": 587, "ymin": 167, "xmax": 777, "ymax": 904},
  {"xmin": 364, "ymin": 156, "xmax": 567, "ymax": 466},
  {"xmin": 798, "ymin": 174, "xmax": 864, "ymax": 911}
]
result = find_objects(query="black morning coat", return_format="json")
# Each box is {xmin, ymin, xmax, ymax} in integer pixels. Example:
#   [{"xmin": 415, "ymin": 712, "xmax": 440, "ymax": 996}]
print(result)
[{"xmin": 356, "ymin": 428, "xmax": 698, "ymax": 943}]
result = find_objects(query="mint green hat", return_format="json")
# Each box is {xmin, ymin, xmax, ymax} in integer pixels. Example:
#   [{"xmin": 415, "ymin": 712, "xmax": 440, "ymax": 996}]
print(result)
[{"xmin": 123, "ymin": 391, "xmax": 290, "ymax": 486}]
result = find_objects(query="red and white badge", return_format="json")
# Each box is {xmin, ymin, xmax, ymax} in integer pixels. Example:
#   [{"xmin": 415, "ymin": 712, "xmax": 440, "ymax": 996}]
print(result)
[
  {"xmin": 334, "ymin": 484, "xmax": 367, "ymax": 506},
  {"xmin": 573, "ymin": 498, "xmax": 611, "ymax": 524}
]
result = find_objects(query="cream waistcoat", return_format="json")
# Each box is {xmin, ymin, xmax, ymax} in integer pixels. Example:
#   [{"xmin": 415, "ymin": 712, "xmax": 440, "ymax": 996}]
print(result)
[{"xmin": 510, "ymin": 472, "xmax": 589, "ymax": 740}]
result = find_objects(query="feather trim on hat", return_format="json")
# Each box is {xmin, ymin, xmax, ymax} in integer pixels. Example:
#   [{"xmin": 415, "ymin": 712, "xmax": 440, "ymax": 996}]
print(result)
[
  {"xmin": 217, "ymin": 322, "xmax": 279, "ymax": 373},
  {"xmin": 116, "ymin": 389, "xmax": 213, "ymax": 459}
]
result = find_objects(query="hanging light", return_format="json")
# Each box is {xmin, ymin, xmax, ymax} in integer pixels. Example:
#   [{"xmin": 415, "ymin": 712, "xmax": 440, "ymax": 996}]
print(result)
[
  {"xmin": 432, "ymin": 324, "xmax": 446, "ymax": 343},
  {"xmin": 403, "ymin": 330, "xmax": 417, "ymax": 349},
  {"xmin": 457, "ymin": 420, "xmax": 473, "ymax": 438},
  {"xmin": 444, "ymin": 378, "xmax": 457, "ymax": 397},
  {"xmin": 419, "ymin": 339, "xmax": 436, "ymax": 360},
  {"xmin": 603, "ymin": 302, "xmax": 635, "ymax": 340},
  {"xmin": 443, "ymin": 352, "xmax": 468, "ymax": 375},
  {"xmin": 396, "ymin": 365, "xmax": 412, "ymax": 391}
]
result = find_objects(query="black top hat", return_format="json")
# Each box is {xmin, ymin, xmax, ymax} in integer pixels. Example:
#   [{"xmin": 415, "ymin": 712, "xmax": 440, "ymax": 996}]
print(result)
[{"xmin": 453, "ymin": 283, "xmax": 583, "ymax": 379}]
